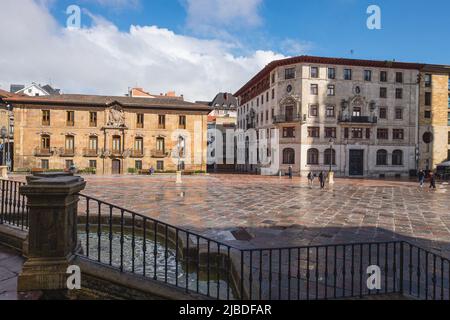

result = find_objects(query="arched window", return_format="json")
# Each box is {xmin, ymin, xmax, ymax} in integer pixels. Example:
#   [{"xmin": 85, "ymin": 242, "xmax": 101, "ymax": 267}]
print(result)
[
  {"xmin": 307, "ymin": 148, "xmax": 319, "ymax": 165},
  {"xmin": 392, "ymin": 150, "xmax": 403, "ymax": 166},
  {"xmin": 324, "ymin": 149, "xmax": 336, "ymax": 166},
  {"xmin": 376, "ymin": 149, "xmax": 388, "ymax": 166},
  {"xmin": 283, "ymin": 148, "xmax": 295, "ymax": 165}
]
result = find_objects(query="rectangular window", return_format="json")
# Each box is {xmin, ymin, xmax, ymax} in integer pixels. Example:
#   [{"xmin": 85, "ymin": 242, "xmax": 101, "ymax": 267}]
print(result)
[
  {"xmin": 380, "ymin": 87, "xmax": 387, "ymax": 98},
  {"xmin": 327, "ymin": 85, "xmax": 335, "ymax": 96},
  {"xmin": 396, "ymin": 88, "xmax": 403, "ymax": 99},
  {"xmin": 310, "ymin": 67, "xmax": 319, "ymax": 78},
  {"xmin": 134, "ymin": 138, "xmax": 143, "ymax": 152},
  {"xmin": 266, "ymin": 110, "xmax": 269, "ymax": 123},
  {"xmin": 309, "ymin": 105, "xmax": 319, "ymax": 117},
  {"xmin": 377, "ymin": 129, "xmax": 389, "ymax": 140},
  {"xmin": 89, "ymin": 160, "xmax": 97, "ymax": 169},
  {"xmin": 67, "ymin": 111, "xmax": 74, "ymax": 127},
  {"xmin": 328, "ymin": 68, "xmax": 336, "ymax": 79},
  {"xmin": 157, "ymin": 161, "xmax": 164, "ymax": 171},
  {"xmin": 325, "ymin": 127, "xmax": 336, "ymax": 138},
  {"xmin": 283, "ymin": 127, "xmax": 295, "ymax": 138},
  {"xmin": 425, "ymin": 74, "xmax": 432, "ymax": 87},
  {"xmin": 135, "ymin": 160, "xmax": 143, "ymax": 170},
  {"xmin": 137, "ymin": 113, "xmax": 144, "ymax": 128},
  {"xmin": 158, "ymin": 115, "xmax": 166, "ymax": 129},
  {"xmin": 393, "ymin": 129, "xmax": 405, "ymax": 140},
  {"xmin": 380, "ymin": 71, "xmax": 388, "ymax": 82},
  {"xmin": 352, "ymin": 128, "xmax": 363, "ymax": 139},
  {"xmin": 364, "ymin": 70, "xmax": 372, "ymax": 81},
  {"xmin": 272, "ymin": 89, "xmax": 275, "ymax": 100},
  {"xmin": 310, "ymin": 84, "xmax": 318, "ymax": 95},
  {"xmin": 285, "ymin": 68, "xmax": 295, "ymax": 80},
  {"xmin": 344, "ymin": 69, "xmax": 352, "ymax": 80},
  {"xmin": 271, "ymin": 73, "xmax": 275, "ymax": 84},
  {"xmin": 179, "ymin": 115, "xmax": 186, "ymax": 129},
  {"xmin": 307, "ymin": 127, "xmax": 320, "ymax": 138},
  {"xmin": 112, "ymin": 136, "xmax": 121, "ymax": 152},
  {"xmin": 396, "ymin": 72, "xmax": 403, "ymax": 83},
  {"xmin": 41, "ymin": 159, "xmax": 49, "ymax": 170},
  {"xmin": 425, "ymin": 92, "xmax": 432, "ymax": 106},
  {"xmin": 395, "ymin": 108, "xmax": 403, "ymax": 120},
  {"xmin": 65, "ymin": 136, "xmax": 75, "ymax": 151},
  {"xmin": 42, "ymin": 110, "xmax": 50, "ymax": 126},
  {"xmin": 379, "ymin": 107, "xmax": 387, "ymax": 119},
  {"xmin": 89, "ymin": 136, "xmax": 98, "ymax": 151},
  {"xmin": 89, "ymin": 112, "xmax": 97, "ymax": 127},
  {"xmin": 271, "ymin": 109, "xmax": 275, "ymax": 119},
  {"xmin": 326, "ymin": 105, "xmax": 335, "ymax": 118},
  {"xmin": 156, "ymin": 137, "xmax": 165, "ymax": 151},
  {"xmin": 344, "ymin": 128, "xmax": 349, "ymax": 139},
  {"xmin": 425, "ymin": 110, "xmax": 432, "ymax": 119}
]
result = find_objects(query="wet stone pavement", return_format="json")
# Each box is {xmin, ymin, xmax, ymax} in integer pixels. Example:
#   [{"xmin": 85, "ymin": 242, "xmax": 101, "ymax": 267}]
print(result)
[
  {"xmin": 0, "ymin": 245, "xmax": 24, "ymax": 300},
  {"xmin": 78, "ymin": 175, "xmax": 450, "ymax": 259}
]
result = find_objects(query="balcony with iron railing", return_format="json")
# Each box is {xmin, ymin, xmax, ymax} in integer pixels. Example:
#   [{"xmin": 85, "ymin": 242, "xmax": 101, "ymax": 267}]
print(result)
[
  {"xmin": 34, "ymin": 147, "xmax": 52, "ymax": 157},
  {"xmin": 273, "ymin": 114, "xmax": 304, "ymax": 124},
  {"xmin": 151, "ymin": 149, "xmax": 169, "ymax": 158},
  {"xmin": 130, "ymin": 149, "xmax": 144, "ymax": 158},
  {"xmin": 59, "ymin": 148, "xmax": 76, "ymax": 157},
  {"xmin": 338, "ymin": 114, "xmax": 378, "ymax": 124},
  {"xmin": 83, "ymin": 148, "xmax": 100, "ymax": 157}
]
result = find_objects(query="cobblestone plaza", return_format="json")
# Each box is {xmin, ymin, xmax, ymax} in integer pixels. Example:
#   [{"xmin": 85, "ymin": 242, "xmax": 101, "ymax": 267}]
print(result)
[{"xmin": 81, "ymin": 175, "xmax": 450, "ymax": 258}]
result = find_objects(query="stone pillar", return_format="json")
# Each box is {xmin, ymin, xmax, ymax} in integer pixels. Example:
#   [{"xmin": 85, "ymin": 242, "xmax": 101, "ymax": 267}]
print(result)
[
  {"xmin": 0, "ymin": 165, "xmax": 8, "ymax": 179},
  {"xmin": 328, "ymin": 171, "xmax": 335, "ymax": 185},
  {"xmin": 17, "ymin": 172, "xmax": 86, "ymax": 295}
]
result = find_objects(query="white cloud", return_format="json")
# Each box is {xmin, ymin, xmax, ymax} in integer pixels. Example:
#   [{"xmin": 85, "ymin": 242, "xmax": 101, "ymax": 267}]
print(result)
[
  {"xmin": 0, "ymin": 0, "xmax": 285, "ymax": 101},
  {"xmin": 280, "ymin": 39, "xmax": 314, "ymax": 56},
  {"xmin": 183, "ymin": 0, "xmax": 263, "ymax": 36}
]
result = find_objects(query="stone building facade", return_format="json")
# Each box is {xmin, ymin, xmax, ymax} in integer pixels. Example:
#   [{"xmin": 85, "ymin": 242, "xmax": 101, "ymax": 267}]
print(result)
[
  {"xmin": 418, "ymin": 65, "xmax": 450, "ymax": 170},
  {"xmin": 3, "ymin": 94, "xmax": 209, "ymax": 174},
  {"xmin": 235, "ymin": 56, "xmax": 424, "ymax": 177}
]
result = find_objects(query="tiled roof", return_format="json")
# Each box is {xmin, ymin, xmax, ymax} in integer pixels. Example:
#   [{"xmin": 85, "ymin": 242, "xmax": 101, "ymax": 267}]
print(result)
[
  {"xmin": 234, "ymin": 55, "xmax": 427, "ymax": 97},
  {"xmin": 4, "ymin": 93, "xmax": 211, "ymax": 113},
  {"xmin": 0, "ymin": 89, "xmax": 16, "ymax": 98}
]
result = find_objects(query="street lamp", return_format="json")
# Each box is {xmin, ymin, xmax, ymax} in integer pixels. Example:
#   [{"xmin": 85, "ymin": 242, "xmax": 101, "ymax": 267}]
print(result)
[
  {"xmin": 328, "ymin": 138, "xmax": 334, "ymax": 172},
  {"xmin": 1, "ymin": 126, "xmax": 7, "ymax": 166},
  {"xmin": 328, "ymin": 138, "xmax": 335, "ymax": 185}
]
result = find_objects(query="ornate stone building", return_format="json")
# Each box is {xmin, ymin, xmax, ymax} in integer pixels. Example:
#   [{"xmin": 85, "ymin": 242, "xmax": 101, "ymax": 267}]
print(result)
[
  {"xmin": 418, "ymin": 65, "xmax": 450, "ymax": 170},
  {"xmin": 3, "ymin": 94, "xmax": 209, "ymax": 174},
  {"xmin": 235, "ymin": 56, "xmax": 425, "ymax": 177}
]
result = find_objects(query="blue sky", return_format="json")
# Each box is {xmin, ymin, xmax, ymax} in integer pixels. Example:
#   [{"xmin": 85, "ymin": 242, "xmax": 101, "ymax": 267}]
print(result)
[
  {"xmin": 0, "ymin": 0, "xmax": 449, "ymax": 100},
  {"xmin": 48, "ymin": 0, "xmax": 450, "ymax": 64}
]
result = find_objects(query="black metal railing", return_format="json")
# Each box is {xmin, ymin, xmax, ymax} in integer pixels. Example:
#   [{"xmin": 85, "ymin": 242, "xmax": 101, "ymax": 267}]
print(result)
[
  {"xmin": 76, "ymin": 192, "xmax": 450, "ymax": 301},
  {"xmin": 272, "ymin": 114, "xmax": 303, "ymax": 124},
  {"xmin": 338, "ymin": 115, "xmax": 378, "ymax": 124},
  {"xmin": 0, "ymin": 178, "xmax": 448, "ymax": 300},
  {"xmin": 0, "ymin": 179, "xmax": 28, "ymax": 230}
]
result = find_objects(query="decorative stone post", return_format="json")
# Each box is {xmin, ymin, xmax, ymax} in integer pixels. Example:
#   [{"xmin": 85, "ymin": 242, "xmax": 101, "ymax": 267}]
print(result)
[
  {"xmin": 17, "ymin": 172, "xmax": 86, "ymax": 295},
  {"xmin": 176, "ymin": 171, "xmax": 182, "ymax": 184},
  {"xmin": 328, "ymin": 171, "xmax": 335, "ymax": 185},
  {"xmin": 0, "ymin": 165, "xmax": 8, "ymax": 179}
]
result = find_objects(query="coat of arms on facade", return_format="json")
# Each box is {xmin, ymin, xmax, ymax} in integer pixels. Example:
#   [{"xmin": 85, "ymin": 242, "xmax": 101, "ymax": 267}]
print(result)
[{"xmin": 107, "ymin": 104, "xmax": 125, "ymax": 127}]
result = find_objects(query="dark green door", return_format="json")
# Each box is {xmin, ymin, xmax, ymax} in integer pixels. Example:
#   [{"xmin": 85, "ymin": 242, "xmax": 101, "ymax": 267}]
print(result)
[{"xmin": 349, "ymin": 150, "xmax": 364, "ymax": 176}]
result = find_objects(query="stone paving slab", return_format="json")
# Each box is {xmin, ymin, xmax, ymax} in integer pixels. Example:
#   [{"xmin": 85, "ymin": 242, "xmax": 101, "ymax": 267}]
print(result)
[{"xmin": 0, "ymin": 245, "xmax": 24, "ymax": 300}]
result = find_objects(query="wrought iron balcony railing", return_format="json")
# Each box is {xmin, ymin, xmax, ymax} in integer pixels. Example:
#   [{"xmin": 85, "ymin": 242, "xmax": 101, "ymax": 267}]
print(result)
[
  {"xmin": 273, "ymin": 114, "xmax": 303, "ymax": 124},
  {"xmin": 60, "ymin": 148, "xmax": 76, "ymax": 157},
  {"xmin": 34, "ymin": 148, "xmax": 52, "ymax": 157},
  {"xmin": 130, "ymin": 150, "xmax": 144, "ymax": 158},
  {"xmin": 151, "ymin": 149, "xmax": 169, "ymax": 158},
  {"xmin": 338, "ymin": 115, "xmax": 378, "ymax": 124},
  {"xmin": 83, "ymin": 148, "xmax": 100, "ymax": 157}
]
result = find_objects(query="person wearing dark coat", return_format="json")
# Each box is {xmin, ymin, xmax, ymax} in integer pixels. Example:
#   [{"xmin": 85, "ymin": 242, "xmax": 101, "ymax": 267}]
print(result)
[
  {"xmin": 429, "ymin": 172, "xmax": 437, "ymax": 190},
  {"xmin": 418, "ymin": 170, "xmax": 425, "ymax": 188},
  {"xmin": 318, "ymin": 171, "xmax": 325, "ymax": 189}
]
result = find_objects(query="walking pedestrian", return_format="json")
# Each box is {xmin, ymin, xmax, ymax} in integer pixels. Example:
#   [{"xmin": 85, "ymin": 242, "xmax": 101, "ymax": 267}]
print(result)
[
  {"xmin": 288, "ymin": 166, "xmax": 293, "ymax": 179},
  {"xmin": 429, "ymin": 172, "xmax": 437, "ymax": 190},
  {"xmin": 319, "ymin": 171, "xmax": 325, "ymax": 189},
  {"xmin": 418, "ymin": 169, "xmax": 425, "ymax": 188},
  {"xmin": 307, "ymin": 172, "xmax": 313, "ymax": 188}
]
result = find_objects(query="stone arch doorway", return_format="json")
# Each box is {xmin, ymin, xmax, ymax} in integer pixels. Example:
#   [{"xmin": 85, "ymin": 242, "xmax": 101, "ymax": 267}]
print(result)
[{"xmin": 112, "ymin": 159, "xmax": 121, "ymax": 175}]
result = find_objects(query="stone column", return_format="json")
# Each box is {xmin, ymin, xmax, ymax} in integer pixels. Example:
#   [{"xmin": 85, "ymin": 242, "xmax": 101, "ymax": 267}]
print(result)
[{"xmin": 17, "ymin": 172, "xmax": 86, "ymax": 295}]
